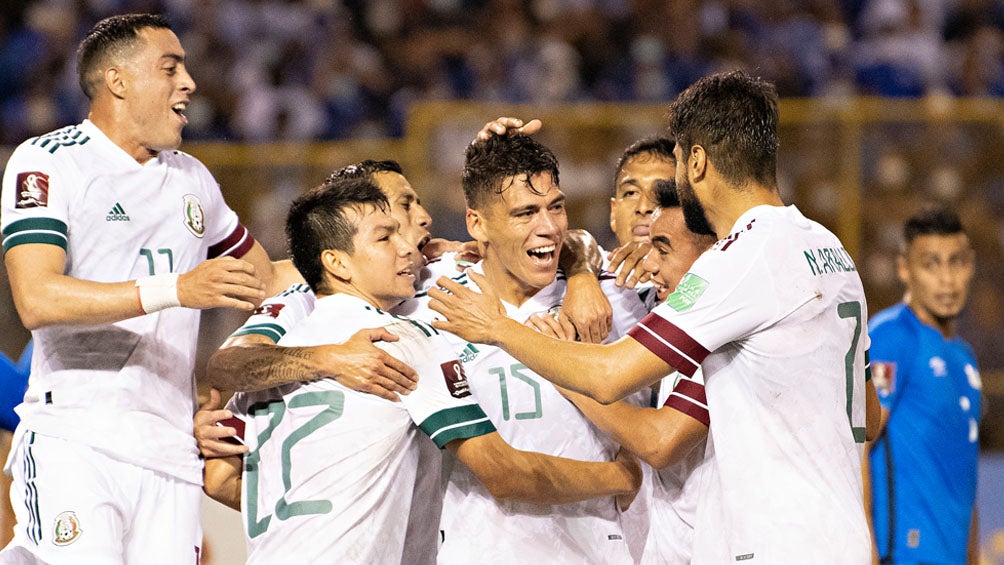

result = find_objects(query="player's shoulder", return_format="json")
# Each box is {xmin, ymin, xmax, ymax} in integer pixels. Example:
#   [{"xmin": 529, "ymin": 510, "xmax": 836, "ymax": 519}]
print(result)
[
  {"xmin": 158, "ymin": 148, "xmax": 212, "ymax": 173},
  {"xmin": 868, "ymin": 303, "xmax": 914, "ymax": 337},
  {"xmin": 19, "ymin": 124, "xmax": 93, "ymax": 157}
]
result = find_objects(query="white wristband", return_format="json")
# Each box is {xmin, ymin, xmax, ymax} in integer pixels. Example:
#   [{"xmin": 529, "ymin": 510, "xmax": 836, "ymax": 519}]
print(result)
[{"xmin": 135, "ymin": 274, "xmax": 181, "ymax": 314}]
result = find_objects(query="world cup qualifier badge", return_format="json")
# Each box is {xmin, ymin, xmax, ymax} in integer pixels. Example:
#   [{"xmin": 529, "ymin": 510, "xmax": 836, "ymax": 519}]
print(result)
[
  {"xmin": 52, "ymin": 511, "xmax": 82, "ymax": 546},
  {"xmin": 182, "ymin": 194, "xmax": 206, "ymax": 238},
  {"xmin": 15, "ymin": 171, "xmax": 49, "ymax": 208}
]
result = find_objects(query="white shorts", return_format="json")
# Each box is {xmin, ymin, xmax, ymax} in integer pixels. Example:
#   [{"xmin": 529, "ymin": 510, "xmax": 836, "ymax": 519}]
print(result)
[{"xmin": 0, "ymin": 431, "xmax": 202, "ymax": 565}]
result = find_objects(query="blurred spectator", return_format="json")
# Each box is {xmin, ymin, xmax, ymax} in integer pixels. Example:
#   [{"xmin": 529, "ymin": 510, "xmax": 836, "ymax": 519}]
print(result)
[{"xmin": 5, "ymin": 0, "xmax": 1004, "ymax": 142}]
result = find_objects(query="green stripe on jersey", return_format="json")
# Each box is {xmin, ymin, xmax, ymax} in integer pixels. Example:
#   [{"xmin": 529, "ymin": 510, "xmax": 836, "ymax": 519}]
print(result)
[
  {"xmin": 420, "ymin": 404, "xmax": 496, "ymax": 448},
  {"xmin": 232, "ymin": 323, "xmax": 286, "ymax": 342},
  {"xmin": 2, "ymin": 217, "xmax": 68, "ymax": 253}
]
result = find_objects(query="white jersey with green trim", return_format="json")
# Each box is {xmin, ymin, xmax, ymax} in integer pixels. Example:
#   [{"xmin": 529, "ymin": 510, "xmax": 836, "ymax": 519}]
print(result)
[
  {"xmin": 0, "ymin": 120, "xmax": 250, "ymax": 483},
  {"xmin": 421, "ymin": 263, "xmax": 647, "ymax": 564},
  {"xmin": 641, "ymin": 369, "xmax": 711, "ymax": 565},
  {"xmin": 628, "ymin": 205, "xmax": 871, "ymax": 563},
  {"xmin": 228, "ymin": 293, "xmax": 495, "ymax": 564}
]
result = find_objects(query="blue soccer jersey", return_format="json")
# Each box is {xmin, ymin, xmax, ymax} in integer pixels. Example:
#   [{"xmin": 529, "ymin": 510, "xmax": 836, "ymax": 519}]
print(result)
[{"xmin": 868, "ymin": 302, "xmax": 982, "ymax": 564}]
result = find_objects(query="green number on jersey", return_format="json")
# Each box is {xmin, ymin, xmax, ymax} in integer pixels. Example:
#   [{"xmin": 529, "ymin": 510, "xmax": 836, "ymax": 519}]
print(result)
[
  {"xmin": 490, "ymin": 363, "xmax": 542, "ymax": 421},
  {"xmin": 139, "ymin": 247, "xmax": 174, "ymax": 274},
  {"xmin": 838, "ymin": 301, "xmax": 866, "ymax": 443},
  {"xmin": 244, "ymin": 390, "xmax": 345, "ymax": 538}
]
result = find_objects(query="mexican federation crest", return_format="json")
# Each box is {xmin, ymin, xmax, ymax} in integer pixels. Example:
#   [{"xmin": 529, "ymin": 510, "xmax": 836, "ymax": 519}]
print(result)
[
  {"xmin": 52, "ymin": 511, "xmax": 81, "ymax": 546},
  {"xmin": 182, "ymin": 194, "xmax": 206, "ymax": 238}
]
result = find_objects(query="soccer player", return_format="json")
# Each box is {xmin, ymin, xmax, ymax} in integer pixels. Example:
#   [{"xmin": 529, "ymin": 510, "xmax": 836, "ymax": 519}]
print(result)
[
  {"xmin": 866, "ymin": 208, "xmax": 981, "ymax": 564},
  {"xmin": 560, "ymin": 179, "xmax": 716, "ymax": 563},
  {"xmin": 0, "ymin": 14, "xmax": 310, "ymax": 563},
  {"xmin": 422, "ymin": 133, "xmax": 649, "ymax": 564},
  {"xmin": 606, "ymin": 136, "xmax": 677, "ymax": 289},
  {"xmin": 201, "ymin": 178, "xmax": 641, "ymax": 563},
  {"xmin": 430, "ymin": 70, "xmax": 875, "ymax": 563}
]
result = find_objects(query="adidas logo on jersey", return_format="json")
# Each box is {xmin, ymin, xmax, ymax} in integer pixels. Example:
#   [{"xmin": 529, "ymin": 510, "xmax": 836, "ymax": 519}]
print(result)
[
  {"xmin": 106, "ymin": 203, "xmax": 130, "ymax": 222},
  {"xmin": 459, "ymin": 343, "xmax": 480, "ymax": 364}
]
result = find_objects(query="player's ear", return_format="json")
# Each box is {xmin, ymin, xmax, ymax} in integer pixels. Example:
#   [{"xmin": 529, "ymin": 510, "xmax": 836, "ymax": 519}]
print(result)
[
  {"xmin": 104, "ymin": 66, "xmax": 127, "ymax": 99},
  {"xmin": 609, "ymin": 197, "xmax": 618, "ymax": 234},
  {"xmin": 689, "ymin": 144, "xmax": 707, "ymax": 183},
  {"xmin": 321, "ymin": 249, "xmax": 352, "ymax": 282},
  {"xmin": 466, "ymin": 208, "xmax": 488, "ymax": 244},
  {"xmin": 896, "ymin": 252, "xmax": 910, "ymax": 287}
]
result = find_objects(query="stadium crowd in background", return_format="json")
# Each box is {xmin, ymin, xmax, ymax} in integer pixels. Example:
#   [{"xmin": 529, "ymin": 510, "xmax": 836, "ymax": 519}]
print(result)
[{"xmin": 2, "ymin": 0, "xmax": 1004, "ymax": 143}]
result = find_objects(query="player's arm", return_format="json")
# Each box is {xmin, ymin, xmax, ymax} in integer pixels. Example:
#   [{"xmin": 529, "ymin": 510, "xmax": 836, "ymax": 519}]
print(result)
[
  {"xmin": 430, "ymin": 272, "xmax": 672, "ymax": 403},
  {"xmin": 448, "ymin": 431, "xmax": 641, "ymax": 506},
  {"xmin": 204, "ymin": 456, "xmax": 243, "ymax": 511},
  {"xmin": 561, "ymin": 388, "xmax": 708, "ymax": 469},
  {"xmin": 196, "ymin": 389, "xmax": 245, "ymax": 510},
  {"xmin": 205, "ymin": 331, "xmax": 418, "ymax": 399},
  {"xmin": 559, "ymin": 228, "xmax": 613, "ymax": 343},
  {"xmin": 236, "ymin": 242, "xmax": 306, "ymax": 298},
  {"xmin": 5, "ymin": 244, "xmax": 267, "ymax": 329},
  {"xmin": 865, "ymin": 379, "xmax": 882, "ymax": 442}
]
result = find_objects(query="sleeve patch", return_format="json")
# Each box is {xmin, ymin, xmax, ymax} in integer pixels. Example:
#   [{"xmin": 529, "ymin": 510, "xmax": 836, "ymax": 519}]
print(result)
[
  {"xmin": 871, "ymin": 362, "xmax": 896, "ymax": 397},
  {"xmin": 15, "ymin": 172, "xmax": 50, "ymax": 208},
  {"xmin": 441, "ymin": 360, "xmax": 472, "ymax": 399},
  {"xmin": 664, "ymin": 273, "xmax": 709, "ymax": 312},
  {"xmin": 251, "ymin": 304, "xmax": 285, "ymax": 319}
]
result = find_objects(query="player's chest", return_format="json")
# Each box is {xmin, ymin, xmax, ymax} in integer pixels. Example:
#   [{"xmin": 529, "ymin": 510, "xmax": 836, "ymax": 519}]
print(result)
[{"xmin": 906, "ymin": 347, "xmax": 982, "ymax": 419}]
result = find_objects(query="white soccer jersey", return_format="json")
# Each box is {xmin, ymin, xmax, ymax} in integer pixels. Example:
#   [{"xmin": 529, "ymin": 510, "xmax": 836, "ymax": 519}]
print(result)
[
  {"xmin": 628, "ymin": 205, "xmax": 871, "ymax": 563},
  {"xmin": 641, "ymin": 369, "xmax": 711, "ymax": 565},
  {"xmin": 0, "ymin": 120, "xmax": 252, "ymax": 483},
  {"xmin": 229, "ymin": 293, "xmax": 495, "ymax": 564},
  {"xmin": 414, "ymin": 263, "xmax": 646, "ymax": 564}
]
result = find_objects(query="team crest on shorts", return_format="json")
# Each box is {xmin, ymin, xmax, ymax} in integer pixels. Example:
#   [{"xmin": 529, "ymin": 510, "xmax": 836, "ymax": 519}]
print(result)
[
  {"xmin": 52, "ymin": 511, "xmax": 81, "ymax": 546},
  {"xmin": 183, "ymin": 194, "xmax": 206, "ymax": 238},
  {"xmin": 16, "ymin": 172, "xmax": 49, "ymax": 208}
]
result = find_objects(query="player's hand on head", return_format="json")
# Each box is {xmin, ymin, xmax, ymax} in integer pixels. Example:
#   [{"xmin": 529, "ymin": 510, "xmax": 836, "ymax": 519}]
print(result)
[
  {"xmin": 322, "ymin": 328, "xmax": 419, "ymax": 402},
  {"xmin": 613, "ymin": 447, "xmax": 643, "ymax": 512},
  {"xmin": 525, "ymin": 312, "xmax": 577, "ymax": 342},
  {"xmin": 473, "ymin": 117, "xmax": 543, "ymax": 143},
  {"xmin": 421, "ymin": 238, "xmax": 481, "ymax": 265},
  {"xmin": 428, "ymin": 271, "xmax": 507, "ymax": 345},
  {"xmin": 608, "ymin": 241, "xmax": 653, "ymax": 289},
  {"xmin": 178, "ymin": 256, "xmax": 266, "ymax": 311},
  {"xmin": 562, "ymin": 273, "xmax": 612, "ymax": 343},
  {"xmin": 194, "ymin": 388, "xmax": 248, "ymax": 458}
]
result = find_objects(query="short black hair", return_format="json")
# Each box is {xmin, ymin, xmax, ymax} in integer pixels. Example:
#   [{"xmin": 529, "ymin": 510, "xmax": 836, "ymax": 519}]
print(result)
[
  {"xmin": 325, "ymin": 160, "xmax": 403, "ymax": 184},
  {"xmin": 462, "ymin": 135, "xmax": 560, "ymax": 210},
  {"xmin": 903, "ymin": 207, "xmax": 966, "ymax": 247},
  {"xmin": 668, "ymin": 70, "xmax": 779, "ymax": 189},
  {"xmin": 286, "ymin": 177, "xmax": 389, "ymax": 293},
  {"xmin": 77, "ymin": 14, "xmax": 172, "ymax": 100},
  {"xmin": 653, "ymin": 179, "xmax": 680, "ymax": 209},
  {"xmin": 613, "ymin": 136, "xmax": 676, "ymax": 189}
]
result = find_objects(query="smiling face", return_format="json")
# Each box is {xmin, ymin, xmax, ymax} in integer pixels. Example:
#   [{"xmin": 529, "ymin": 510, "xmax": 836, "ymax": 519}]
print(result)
[
  {"xmin": 115, "ymin": 27, "xmax": 195, "ymax": 160},
  {"xmin": 468, "ymin": 172, "xmax": 567, "ymax": 306},
  {"xmin": 899, "ymin": 232, "xmax": 974, "ymax": 334},
  {"xmin": 337, "ymin": 205, "xmax": 418, "ymax": 310},
  {"xmin": 642, "ymin": 206, "xmax": 714, "ymax": 301},
  {"xmin": 610, "ymin": 152, "xmax": 676, "ymax": 245}
]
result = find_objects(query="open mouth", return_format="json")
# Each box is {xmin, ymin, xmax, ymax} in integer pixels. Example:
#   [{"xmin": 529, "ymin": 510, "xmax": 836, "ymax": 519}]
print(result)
[
  {"xmin": 417, "ymin": 234, "xmax": 431, "ymax": 253},
  {"xmin": 171, "ymin": 102, "xmax": 188, "ymax": 125},
  {"xmin": 527, "ymin": 244, "xmax": 556, "ymax": 266}
]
